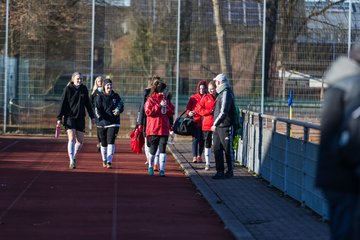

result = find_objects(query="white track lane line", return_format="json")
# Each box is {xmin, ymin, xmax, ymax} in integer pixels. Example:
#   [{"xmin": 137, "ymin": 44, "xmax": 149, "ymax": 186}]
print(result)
[
  {"xmin": 0, "ymin": 141, "xmax": 19, "ymax": 152},
  {"xmin": 112, "ymin": 149, "xmax": 119, "ymax": 240}
]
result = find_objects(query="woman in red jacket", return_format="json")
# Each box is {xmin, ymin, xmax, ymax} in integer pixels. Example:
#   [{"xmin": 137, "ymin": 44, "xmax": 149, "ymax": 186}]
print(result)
[
  {"xmin": 195, "ymin": 81, "xmax": 217, "ymax": 170},
  {"xmin": 186, "ymin": 80, "xmax": 207, "ymax": 163},
  {"xmin": 144, "ymin": 81, "xmax": 174, "ymax": 177}
]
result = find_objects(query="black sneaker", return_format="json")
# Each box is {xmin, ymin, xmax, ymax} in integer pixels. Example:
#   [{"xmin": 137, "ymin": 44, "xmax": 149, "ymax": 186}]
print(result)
[
  {"xmin": 212, "ymin": 172, "xmax": 225, "ymax": 179},
  {"xmin": 225, "ymin": 171, "xmax": 234, "ymax": 178}
]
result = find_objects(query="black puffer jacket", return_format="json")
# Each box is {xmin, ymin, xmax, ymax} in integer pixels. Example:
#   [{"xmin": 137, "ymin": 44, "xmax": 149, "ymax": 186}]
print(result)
[
  {"xmin": 316, "ymin": 57, "xmax": 360, "ymax": 193},
  {"xmin": 95, "ymin": 91, "xmax": 124, "ymax": 127},
  {"xmin": 213, "ymin": 82, "xmax": 235, "ymax": 128}
]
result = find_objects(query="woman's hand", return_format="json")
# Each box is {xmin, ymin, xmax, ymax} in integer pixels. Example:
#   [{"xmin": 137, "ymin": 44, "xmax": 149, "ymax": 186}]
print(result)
[
  {"xmin": 188, "ymin": 111, "xmax": 196, "ymax": 117},
  {"xmin": 112, "ymin": 108, "xmax": 120, "ymax": 116}
]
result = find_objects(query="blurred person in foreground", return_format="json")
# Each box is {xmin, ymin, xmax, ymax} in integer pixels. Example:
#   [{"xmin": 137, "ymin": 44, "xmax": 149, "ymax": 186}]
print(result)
[
  {"xmin": 316, "ymin": 44, "xmax": 360, "ymax": 240},
  {"xmin": 57, "ymin": 72, "xmax": 96, "ymax": 169},
  {"xmin": 211, "ymin": 73, "xmax": 236, "ymax": 179},
  {"xmin": 95, "ymin": 78, "xmax": 124, "ymax": 169}
]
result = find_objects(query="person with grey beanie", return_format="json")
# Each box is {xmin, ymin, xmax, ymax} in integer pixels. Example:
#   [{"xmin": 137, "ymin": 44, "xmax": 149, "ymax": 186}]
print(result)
[{"xmin": 211, "ymin": 73, "xmax": 236, "ymax": 179}]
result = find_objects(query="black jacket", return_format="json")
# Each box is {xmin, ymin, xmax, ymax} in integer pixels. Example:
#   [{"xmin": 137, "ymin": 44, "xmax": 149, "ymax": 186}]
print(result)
[
  {"xmin": 136, "ymin": 88, "xmax": 151, "ymax": 129},
  {"xmin": 95, "ymin": 91, "xmax": 124, "ymax": 127},
  {"xmin": 213, "ymin": 83, "xmax": 235, "ymax": 128},
  {"xmin": 57, "ymin": 83, "xmax": 95, "ymax": 120},
  {"xmin": 316, "ymin": 57, "xmax": 360, "ymax": 193}
]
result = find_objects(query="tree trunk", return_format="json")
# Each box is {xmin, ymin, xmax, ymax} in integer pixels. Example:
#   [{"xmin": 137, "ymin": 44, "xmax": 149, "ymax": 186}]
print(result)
[
  {"xmin": 264, "ymin": 0, "xmax": 279, "ymax": 97},
  {"xmin": 212, "ymin": 0, "xmax": 228, "ymax": 75}
]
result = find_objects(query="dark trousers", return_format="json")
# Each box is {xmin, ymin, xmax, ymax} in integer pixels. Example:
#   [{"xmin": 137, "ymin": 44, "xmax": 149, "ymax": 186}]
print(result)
[
  {"xmin": 213, "ymin": 126, "xmax": 234, "ymax": 173},
  {"xmin": 192, "ymin": 126, "xmax": 204, "ymax": 157},
  {"xmin": 98, "ymin": 127, "xmax": 119, "ymax": 146},
  {"xmin": 147, "ymin": 135, "xmax": 168, "ymax": 155},
  {"xmin": 324, "ymin": 189, "xmax": 358, "ymax": 240}
]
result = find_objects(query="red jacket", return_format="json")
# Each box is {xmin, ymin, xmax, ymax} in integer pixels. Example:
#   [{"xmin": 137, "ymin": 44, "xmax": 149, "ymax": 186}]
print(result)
[
  {"xmin": 144, "ymin": 92, "xmax": 175, "ymax": 136},
  {"xmin": 195, "ymin": 93, "xmax": 216, "ymax": 131},
  {"xmin": 186, "ymin": 80, "xmax": 207, "ymax": 128}
]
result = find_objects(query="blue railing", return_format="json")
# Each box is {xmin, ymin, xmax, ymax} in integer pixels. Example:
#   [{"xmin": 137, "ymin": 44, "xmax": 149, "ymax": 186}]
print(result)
[{"xmin": 237, "ymin": 110, "xmax": 328, "ymax": 219}]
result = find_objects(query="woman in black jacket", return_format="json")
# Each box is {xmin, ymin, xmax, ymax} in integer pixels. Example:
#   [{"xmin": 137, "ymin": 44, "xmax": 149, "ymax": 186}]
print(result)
[
  {"xmin": 95, "ymin": 78, "xmax": 124, "ymax": 169},
  {"xmin": 57, "ymin": 72, "xmax": 96, "ymax": 169},
  {"xmin": 91, "ymin": 76, "xmax": 104, "ymax": 152}
]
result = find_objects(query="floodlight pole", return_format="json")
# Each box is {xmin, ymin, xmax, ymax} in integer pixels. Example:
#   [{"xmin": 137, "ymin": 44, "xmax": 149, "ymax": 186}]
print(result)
[
  {"xmin": 261, "ymin": 0, "xmax": 266, "ymax": 114},
  {"xmin": 348, "ymin": 0, "xmax": 352, "ymax": 57},
  {"xmin": 3, "ymin": 0, "xmax": 9, "ymax": 133},
  {"xmin": 89, "ymin": 0, "xmax": 95, "ymax": 135},
  {"xmin": 175, "ymin": 0, "xmax": 181, "ymax": 119}
]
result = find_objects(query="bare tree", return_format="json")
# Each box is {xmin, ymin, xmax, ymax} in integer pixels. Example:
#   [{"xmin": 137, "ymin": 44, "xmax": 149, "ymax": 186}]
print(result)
[
  {"xmin": 263, "ymin": 0, "xmax": 346, "ymax": 97},
  {"xmin": 212, "ymin": 0, "xmax": 228, "ymax": 75}
]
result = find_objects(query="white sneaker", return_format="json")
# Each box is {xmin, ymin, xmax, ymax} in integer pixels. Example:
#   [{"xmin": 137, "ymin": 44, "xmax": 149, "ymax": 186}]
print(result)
[{"xmin": 205, "ymin": 164, "xmax": 210, "ymax": 171}]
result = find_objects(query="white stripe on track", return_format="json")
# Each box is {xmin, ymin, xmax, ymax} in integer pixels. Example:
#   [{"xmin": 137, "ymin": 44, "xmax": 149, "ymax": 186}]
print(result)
[
  {"xmin": 112, "ymin": 150, "xmax": 119, "ymax": 240},
  {"xmin": 0, "ymin": 140, "xmax": 19, "ymax": 152}
]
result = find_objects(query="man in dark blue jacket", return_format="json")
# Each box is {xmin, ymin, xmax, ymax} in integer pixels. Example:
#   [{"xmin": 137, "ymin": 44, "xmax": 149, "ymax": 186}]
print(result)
[{"xmin": 211, "ymin": 73, "xmax": 236, "ymax": 179}]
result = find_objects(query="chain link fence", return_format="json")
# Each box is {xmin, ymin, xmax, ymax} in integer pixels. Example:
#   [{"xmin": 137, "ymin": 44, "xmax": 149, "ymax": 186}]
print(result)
[{"xmin": 0, "ymin": 0, "xmax": 357, "ymax": 135}]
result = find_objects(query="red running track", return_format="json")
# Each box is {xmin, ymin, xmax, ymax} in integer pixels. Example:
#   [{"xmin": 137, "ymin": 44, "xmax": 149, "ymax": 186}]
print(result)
[{"xmin": 0, "ymin": 136, "xmax": 233, "ymax": 240}]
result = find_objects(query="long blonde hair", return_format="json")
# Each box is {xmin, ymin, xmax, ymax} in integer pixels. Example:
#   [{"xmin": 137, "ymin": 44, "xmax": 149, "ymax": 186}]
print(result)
[{"xmin": 91, "ymin": 76, "xmax": 104, "ymax": 95}]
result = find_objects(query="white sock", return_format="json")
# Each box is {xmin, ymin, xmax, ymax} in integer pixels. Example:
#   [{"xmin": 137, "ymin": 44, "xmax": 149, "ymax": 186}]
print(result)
[
  {"xmin": 74, "ymin": 142, "xmax": 82, "ymax": 159},
  {"xmin": 148, "ymin": 154, "xmax": 154, "ymax": 168},
  {"xmin": 67, "ymin": 141, "xmax": 75, "ymax": 162},
  {"xmin": 107, "ymin": 144, "xmax": 115, "ymax": 163},
  {"xmin": 154, "ymin": 147, "xmax": 160, "ymax": 166},
  {"xmin": 101, "ymin": 146, "xmax": 107, "ymax": 162},
  {"xmin": 145, "ymin": 144, "xmax": 151, "ymax": 162},
  {"xmin": 159, "ymin": 153, "xmax": 166, "ymax": 171},
  {"xmin": 205, "ymin": 148, "xmax": 211, "ymax": 165}
]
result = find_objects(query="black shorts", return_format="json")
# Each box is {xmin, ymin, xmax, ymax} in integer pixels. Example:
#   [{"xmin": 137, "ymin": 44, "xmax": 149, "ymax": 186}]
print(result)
[{"xmin": 64, "ymin": 117, "xmax": 86, "ymax": 132}]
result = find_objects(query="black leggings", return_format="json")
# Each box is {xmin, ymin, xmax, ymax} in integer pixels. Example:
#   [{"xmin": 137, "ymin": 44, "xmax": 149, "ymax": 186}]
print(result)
[
  {"xmin": 147, "ymin": 135, "xmax": 168, "ymax": 155},
  {"xmin": 203, "ymin": 131, "xmax": 213, "ymax": 148},
  {"xmin": 98, "ymin": 127, "xmax": 119, "ymax": 146}
]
